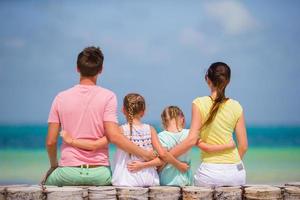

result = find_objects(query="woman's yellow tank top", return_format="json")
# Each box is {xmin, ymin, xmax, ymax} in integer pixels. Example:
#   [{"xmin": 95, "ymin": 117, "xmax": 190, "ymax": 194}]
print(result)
[{"xmin": 193, "ymin": 96, "xmax": 243, "ymax": 163}]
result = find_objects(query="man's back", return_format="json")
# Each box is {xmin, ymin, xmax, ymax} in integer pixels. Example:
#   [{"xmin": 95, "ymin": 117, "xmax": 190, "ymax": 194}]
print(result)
[
  {"xmin": 45, "ymin": 46, "xmax": 152, "ymax": 187},
  {"xmin": 48, "ymin": 84, "xmax": 117, "ymax": 166}
]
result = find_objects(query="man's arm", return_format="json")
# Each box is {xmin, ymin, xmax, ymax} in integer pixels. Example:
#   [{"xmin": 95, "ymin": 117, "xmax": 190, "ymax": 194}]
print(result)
[
  {"xmin": 169, "ymin": 103, "xmax": 201, "ymax": 157},
  {"xmin": 60, "ymin": 130, "xmax": 109, "ymax": 151},
  {"xmin": 104, "ymin": 122, "xmax": 155, "ymax": 161},
  {"xmin": 46, "ymin": 123, "xmax": 60, "ymax": 167}
]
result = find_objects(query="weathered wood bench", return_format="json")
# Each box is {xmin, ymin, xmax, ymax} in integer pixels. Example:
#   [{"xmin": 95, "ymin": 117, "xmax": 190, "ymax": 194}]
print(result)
[{"xmin": 0, "ymin": 182, "xmax": 299, "ymax": 200}]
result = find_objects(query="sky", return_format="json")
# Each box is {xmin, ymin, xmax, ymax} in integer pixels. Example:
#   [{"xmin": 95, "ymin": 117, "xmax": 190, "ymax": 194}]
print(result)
[{"xmin": 0, "ymin": 0, "xmax": 300, "ymax": 125}]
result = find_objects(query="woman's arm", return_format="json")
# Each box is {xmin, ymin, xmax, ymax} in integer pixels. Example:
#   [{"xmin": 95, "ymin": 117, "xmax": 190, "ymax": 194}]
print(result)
[
  {"xmin": 169, "ymin": 103, "xmax": 201, "ymax": 157},
  {"xmin": 197, "ymin": 138, "xmax": 236, "ymax": 153},
  {"xmin": 151, "ymin": 126, "xmax": 189, "ymax": 173},
  {"xmin": 61, "ymin": 130, "xmax": 109, "ymax": 151},
  {"xmin": 127, "ymin": 157, "xmax": 164, "ymax": 173},
  {"xmin": 235, "ymin": 112, "xmax": 248, "ymax": 159}
]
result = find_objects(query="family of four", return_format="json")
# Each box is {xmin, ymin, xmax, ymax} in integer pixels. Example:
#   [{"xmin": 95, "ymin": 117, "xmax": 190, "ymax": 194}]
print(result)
[{"xmin": 44, "ymin": 46, "xmax": 248, "ymax": 187}]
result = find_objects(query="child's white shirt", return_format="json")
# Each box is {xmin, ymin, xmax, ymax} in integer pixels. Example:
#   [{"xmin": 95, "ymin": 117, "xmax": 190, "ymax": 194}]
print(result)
[{"xmin": 111, "ymin": 123, "xmax": 159, "ymax": 186}]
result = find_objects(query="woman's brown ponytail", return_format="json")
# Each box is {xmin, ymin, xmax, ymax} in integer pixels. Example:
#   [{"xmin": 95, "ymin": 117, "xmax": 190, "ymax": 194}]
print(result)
[{"xmin": 202, "ymin": 62, "xmax": 231, "ymax": 129}]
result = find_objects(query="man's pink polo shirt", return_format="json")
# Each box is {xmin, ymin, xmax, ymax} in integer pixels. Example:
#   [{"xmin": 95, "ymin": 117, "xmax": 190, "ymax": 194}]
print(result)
[{"xmin": 48, "ymin": 84, "xmax": 118, "ymax": 166}]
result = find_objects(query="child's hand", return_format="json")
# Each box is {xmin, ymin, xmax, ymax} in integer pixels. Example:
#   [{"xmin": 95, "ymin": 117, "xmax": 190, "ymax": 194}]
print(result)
[
  {"xmin": 127, "ymin": 161, "xmax": 145, "ymax": 173},
  {"xmin": 60, "ymin": 130, "xmax": 73, "ymax": 145},
  {"xmin": 177, "ymin": 162, "xmax": 189, "ymax": 173},
  {"xmin": 157, "ymin": 162, "xmax": 167, "ymax": 172},
  {"xmin": 228, "ymin": 138, "xmax": 236, "ymax": 148},
  {"xmin": 143, "ymin": 150, "xmax": 156, "ymax": 161}
]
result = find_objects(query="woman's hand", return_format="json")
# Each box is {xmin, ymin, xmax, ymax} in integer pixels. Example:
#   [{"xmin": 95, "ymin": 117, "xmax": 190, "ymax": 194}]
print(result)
[
  {"xmin": 176, "ymin": 161, "xmax": 189, "ymax": 173},
  {"xmin": 60, "ymin": 130, "xmax": 73, "ymax": 145},
  {"xmin": 127, "ymin": 161, "xmax": 146, "ymax": 173}
]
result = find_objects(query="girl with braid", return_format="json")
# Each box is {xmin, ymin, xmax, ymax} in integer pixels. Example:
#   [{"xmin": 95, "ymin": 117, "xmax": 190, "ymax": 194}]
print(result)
[
  {"xmin": 168, "ymin": 62, "xmax": 248, "ymax": 186},
  {"xmin": 127, "ymin": 106, "xmax": 235, "ymax": 186},
  {"xmin": 112, "ymin": 93, "xmax": 188, "ymax": 186}
]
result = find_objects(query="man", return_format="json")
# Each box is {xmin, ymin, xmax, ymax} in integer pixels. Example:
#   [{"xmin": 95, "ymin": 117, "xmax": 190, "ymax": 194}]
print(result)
[{"xmin": 45, "ymin": 46, "xmax": 154, "ymax": 186}]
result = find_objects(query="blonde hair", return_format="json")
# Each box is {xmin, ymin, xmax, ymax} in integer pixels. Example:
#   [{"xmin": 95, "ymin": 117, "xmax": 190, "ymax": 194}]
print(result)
[
  {"xmin": 161, "ymin": 106, "xmax": 185, "ymax": 132},
  {"xmin": 123, "ymin": 93, "xmax": 146, "ymax": 140}
]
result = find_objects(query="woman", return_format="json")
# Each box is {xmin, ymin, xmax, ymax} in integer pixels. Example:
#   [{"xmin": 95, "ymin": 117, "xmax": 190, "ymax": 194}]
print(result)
[{"xmin": 169, "ymin": 62, "xmax": 248, "ymax": 186}]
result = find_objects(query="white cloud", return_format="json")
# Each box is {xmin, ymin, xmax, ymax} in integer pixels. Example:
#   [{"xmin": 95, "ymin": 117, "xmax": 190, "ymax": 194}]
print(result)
[
  {"xmin": 180, "ymin": 28, "xmax": 205, "ymax": 47},
  {"xmin": 179, "ymin": 28, "xmax": 220, "ymax": 55},
  {"xmin": 102, "ymin": 36, "xmax": 146, "ymax": 58},
  {"xmin": 102, "ymin": 36, "xmax": 171, "ymax": 65},
  {"xmin": 204, "ymin": 1, "xmax": 257, "ymax": 35}
]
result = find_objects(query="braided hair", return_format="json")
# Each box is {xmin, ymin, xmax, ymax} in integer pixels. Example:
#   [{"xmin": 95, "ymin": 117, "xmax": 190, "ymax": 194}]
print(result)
[{"xmin": 123, "ymin": 93, "xmax": 146, "ymax": 141}]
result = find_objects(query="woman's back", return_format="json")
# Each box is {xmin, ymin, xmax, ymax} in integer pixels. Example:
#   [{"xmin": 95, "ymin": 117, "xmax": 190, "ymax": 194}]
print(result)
[{"xmin": 193, "ymin": 96, "xmax": 243, "ymax": 164}]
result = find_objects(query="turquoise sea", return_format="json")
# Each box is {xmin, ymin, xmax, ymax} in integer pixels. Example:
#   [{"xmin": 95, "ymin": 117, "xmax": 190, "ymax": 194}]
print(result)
[{"xmin": 0, "ymin": 124, "xmax": 300, "ymax": 184}]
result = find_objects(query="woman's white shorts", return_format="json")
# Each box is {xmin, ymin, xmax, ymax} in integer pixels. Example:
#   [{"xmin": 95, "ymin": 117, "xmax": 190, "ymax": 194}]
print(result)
[{"xmin": 194, "ymin": 162, "xmax": 246, "ymax": 187}]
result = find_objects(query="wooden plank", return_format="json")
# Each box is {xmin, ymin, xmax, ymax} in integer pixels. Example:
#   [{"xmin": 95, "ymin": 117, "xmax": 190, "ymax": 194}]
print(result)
[
  {"xmin": 182, "ymin": 186, "xmax": 213, "ymax": 200},
  {"xmin": 284, "ymin": 186, "xmax": 300, "ymax": 200},
  {"xmin": 116, "ymin": 186, "xmax": 148, "ymax": 200},
  {"xmin": 44, "ymin": 186, "xmax": 85, "ymax": 200},
  {"xmin": 149, "ymin": 186, "xmax": 181, "ymax": 200},
  {"xmin": 88, "ymin": 186, "xmax": 116, "ymax": 200},
  {"xmin": 244, "ymin": 186, "xmax": 283, "ymax": 200},
  {"xmin": 6, "ymin": 186, "xmax": 44, "ymax": 200},
  {"xmin": 215, "ymin": 186, "xmax": 242, "ymax": 200}
]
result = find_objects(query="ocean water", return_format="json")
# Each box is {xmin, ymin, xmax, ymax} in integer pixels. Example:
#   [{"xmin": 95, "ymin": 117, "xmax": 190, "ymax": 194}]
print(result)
[{"xmin": 0, "ymin": 124, "xmax": 300, "ymax": 184}]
